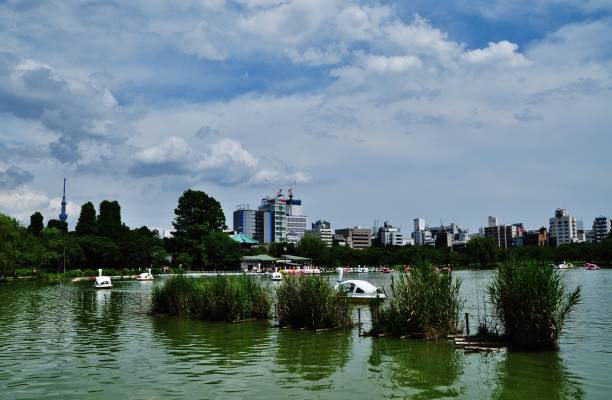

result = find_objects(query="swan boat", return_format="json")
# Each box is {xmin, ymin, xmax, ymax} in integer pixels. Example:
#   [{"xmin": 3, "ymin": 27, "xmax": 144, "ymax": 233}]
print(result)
[
  {"xmin": 94, "ymin": 269, "xmax": 112, "ymax": 289},
  {"xmin": 334, "ymin": 268, "xmax": 386, "ymax": 303}
]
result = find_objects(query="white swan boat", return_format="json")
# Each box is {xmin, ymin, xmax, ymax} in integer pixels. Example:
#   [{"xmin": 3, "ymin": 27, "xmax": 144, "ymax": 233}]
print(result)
[
  {"xmin": 271, "ymin": 269, "xmax": 283, "ymax": 281},
  {"xmin": 94, "ymin": 269, "xmax": 112, "ymax": 289},
  {"xmin": 552, "ymin": 261, "xmax": 574, "ymax": 269},
  {"xmin": 334, "ymin": 268, "xmax": 386, "ymax": 303},
  {"xmin": 136, "ymin": 268, "xmax": 154, "ymax": 281}
]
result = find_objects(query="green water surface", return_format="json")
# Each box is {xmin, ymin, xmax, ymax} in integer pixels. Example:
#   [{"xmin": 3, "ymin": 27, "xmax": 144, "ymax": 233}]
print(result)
[{"xmin": 0, "ymin": 269, "xmax": 610, "ymax": 399}]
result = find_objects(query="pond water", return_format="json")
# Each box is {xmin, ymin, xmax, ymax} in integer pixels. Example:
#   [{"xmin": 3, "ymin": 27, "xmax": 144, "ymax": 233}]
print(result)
[{"xmin": 0, "ymin": 269, "xmax": 610, "ymax": 399}]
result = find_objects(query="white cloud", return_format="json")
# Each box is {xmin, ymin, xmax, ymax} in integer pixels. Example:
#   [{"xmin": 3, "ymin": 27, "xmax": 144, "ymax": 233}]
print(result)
[
  {"xmin": 135, "ymin": 136, "xmax": 192, "ymax": 164},
  {"xmin": 463, "ymin": 41, "xmax": 530, "ymax": 67},
  {"xmin": 0, "ymin": 188, "xmax": 49, "ymax": 220},
  {"xmin": 360, "ymin": 54, "xmax": 422, "ymax": 73}
]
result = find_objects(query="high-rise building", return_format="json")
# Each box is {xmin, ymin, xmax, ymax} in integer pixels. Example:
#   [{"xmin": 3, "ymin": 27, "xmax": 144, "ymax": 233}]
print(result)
[
  {"xmin": 488, "ymin": 216, "xmax": 500, "ymax": 227},
  {"xmin": 592, "ymin": 216, "xmax": 611, "ymax": 243},
  {"xmin": 305, "ymin": 220, "xmax": 333, "ymax": 246},
  {"xmin": 312, "ymin": 220, "xmax": 331, "ymax": 230},
  {"xmin": 255, "ymin": 190, "xmax": 287, "ymax": 244},
  {"xmin": 524, "ymin": 227, "xmax": 548, "ymax": 247},
  {"xmin": 285, "ymin": 189, "xmax": 307, "ymax": 245},
  {"xmin": 233, "ymin": 205, "xmax": 257, "ymax": 239},
  {"xmin": 378, "ymin": 221, "xmax": 404, "ymax": 246},
  {"xmin": 484, "ymin": 225, "xmax": 513, "ymax": 249},
  {"xmin": 413, "ymin": 218, "xmax": 426, "ymax": 245},
  {"xmin": 434, "ymin": 226, "xmax": 453, "ymax": 248},
  {"xmin": 549, "ymin": 208, "xmax": 578, "ymax": 246},
  {"xmin": 335, "ymin": 227, "xmax": 372, "ymax": 249},
  {"xmin": 59, "ymin": 178, "xmax": 68, "ymax": 223}
]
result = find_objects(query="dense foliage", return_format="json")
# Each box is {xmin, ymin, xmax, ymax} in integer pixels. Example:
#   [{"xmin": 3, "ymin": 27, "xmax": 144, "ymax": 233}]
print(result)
[
  {"xmin": 487, "ymin": 260, "xmax": 581, "ymax": 350},
  {"xmin": 370, "ymin": 264, "xmax": 464, "ymax": 339},
  {"xmin": 151, "ymin": 274, "xmax": 271, "ymax": 321},
  {"xmin": 169, "ymin": 189, "xmax": 226, "ymax": 270},
  {"xmin": 275, "ymin": 275, "xmax": 352, "ymax": 330}
]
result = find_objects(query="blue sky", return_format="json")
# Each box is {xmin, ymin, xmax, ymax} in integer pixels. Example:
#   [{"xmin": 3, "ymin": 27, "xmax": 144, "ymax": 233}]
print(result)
[{"xmin": 0, "ymin": 0, "xmax": 611, "ymax": 235}]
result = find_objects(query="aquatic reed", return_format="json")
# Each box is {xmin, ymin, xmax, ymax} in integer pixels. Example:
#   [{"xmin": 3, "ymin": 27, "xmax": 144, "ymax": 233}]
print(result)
[
  {"xmin": 370, "ymin": 263, "xmax": 463, "ymax": 340},
  {"xmin": 275, "ymin": 275, "xmax": 352, "ymax": 330},
  {"xmin": 487, "ymin": 260, "xmax": 581, "ymax": 350},
  {"xmin": 151, "ymin": 274, "xmax": 271, "ymax": 321}
]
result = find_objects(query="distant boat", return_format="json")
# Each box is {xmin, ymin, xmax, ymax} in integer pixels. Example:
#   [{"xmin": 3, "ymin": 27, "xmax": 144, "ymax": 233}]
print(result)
[
  {"xmin": 552, "ymin": 261, "xmax": 574, "ymax": 269},
  {"xmin": 271, "ymin": 268, "xmax": 283, "ymax": 281},
  {"xmin": 382, "ymin": 267, "xmax": 391, "ymax": 273},
  {"xmin": 584, "ymin": 262, "xmax": 600, "ymax": 270},
  {"xmin": 436, "ymin": 264, "xmax": 452, "ymax": 273},
  {"xmin": 335, "ymin": 268, "xmax": 386, "ymax": 303},
  {"xmin": 356, "ymin": 266, "xmax": 368, "ymax": 273},
  {"xmin": 94, "ymin": 269, "xmax": 112, "ymax": 289},
  {"xmin": 137, "ymin": 268, "xmax": 154, "ymax": 281}
]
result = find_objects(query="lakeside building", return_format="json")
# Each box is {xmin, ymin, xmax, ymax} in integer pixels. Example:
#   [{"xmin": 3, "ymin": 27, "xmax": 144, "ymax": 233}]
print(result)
[
  {"xmin": 484, "ymin": 225, "xmax": 513, "ymax": 249},
  {"xmin": 523, "ymin": 227, "xmax": 548, "ymax": 247},
  {"xmin": 255, "ymin": 190, "xmax": 287, "ymax": 244},
  {"xmin": 304, "ymin": 220, "xmax": 333, "ymax": 246},
  {"xmin": 233, "ymin": 204, "xmax": 257, "ymax": 238},
  {"xmin": 592, "ymin": 216, "xmax": 611, "ymax": 243},
  {"xmin": 285, "ymin": 189, "xmax": 307, "ymax": 245},
  {"xmin": 488, "ymin": 216, "xmax": 500, "ymax": 227},
  {"xmin": 549, "ymin": 208, "xmax": 578, "ymax": 246},
  {"xmin": 378, "ymin": 221, "xmax": 404, "ymax": 246},
  {"xmin": 335, "ymin": 227, "xmax": 372, "ymax": 249}
]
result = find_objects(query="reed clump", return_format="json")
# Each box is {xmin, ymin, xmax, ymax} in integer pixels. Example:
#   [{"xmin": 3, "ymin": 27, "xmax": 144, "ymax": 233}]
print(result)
[
  {"xmin": 487, "ymin": 260, "xmax": 581, "ymax": 350},
  {"xmin": 276, "ymin": 275, "xmax": 352, "ymax": 330},
  {"xmin": 370, "ymin": 264, "xmax": 463, "ymax": 340},
  {"xmin": 151, "ymin": 274, "xmax": 271, "ymax": 322}
]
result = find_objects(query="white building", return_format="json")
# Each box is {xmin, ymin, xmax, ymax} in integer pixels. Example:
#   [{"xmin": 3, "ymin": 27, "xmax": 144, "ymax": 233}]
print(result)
[
  {"xmin": 488, "ymin": 216, "xmax": 500, "ymax": 227},
  {"xmin": 304, "ymin": 228, "xmax": 333, "ymax": 247},
  {"xmin": 285, "ymin": 189, "xmax": 307, "ymax": 245},
  {"xmin": 549, "ymin": 208, "xmax": 578, "ymax": 246},
  {"xmin": 378, "ymin": 221, "xmax": 404, "ymax": 246},
  {"xmin": 413, "ymin": 218, "xmax": 427, "ymax": 245}
]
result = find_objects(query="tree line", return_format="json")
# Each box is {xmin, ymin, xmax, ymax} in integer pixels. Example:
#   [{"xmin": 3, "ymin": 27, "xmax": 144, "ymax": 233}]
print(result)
[{"xmin": 2, "ymin": 188, "xmax": 612, "ymax": 278}]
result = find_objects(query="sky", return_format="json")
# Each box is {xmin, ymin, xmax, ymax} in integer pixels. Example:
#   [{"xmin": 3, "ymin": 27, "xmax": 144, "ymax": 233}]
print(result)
[{"xmin": 0, "ymin": 0, "xmax": 611, "ymax": 235}]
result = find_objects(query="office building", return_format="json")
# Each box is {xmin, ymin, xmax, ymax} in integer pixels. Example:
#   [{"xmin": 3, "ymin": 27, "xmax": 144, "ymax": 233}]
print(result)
[
  {"xmin": 549, "ymin": 208, "xmax": 578, "ymax": 246},
  {"xmin": 255, "ymin": 190, "xmax": 287, "ymax": 244},
  {"xmin": 304, "ymin": 228, "xmax": 334, "ymax": 247},
  {"xmin": 488, "ymin": 216, "xmax": 500, "ymax": 227},
  {"xmin": 484, "ymin": 225, "xmax": 513, "ymax": 249},
  {"xmin": 335, "ymin": 227, "xmax": 372, "ymax": 249},
  {"xmin": 284, "ymin": 189, "xmax": 307, "ymax": 245},
  {"xmin": 413, "ymin": 218, "xmax": 427, "ymax": 245},
  {"xmin": 523, "ymin": 227, "xmax": 548, "ymax": 247},
  {"xmin": 378, "ymin": 221, "xmax": 404, "ymax": 246},
  {"xmin": 233, "ymin": 204, "xmax": 257, "ymax": 239},
  {"xmin": 592, "ymin": 216, "xmax": 611, "ymax": 243}
]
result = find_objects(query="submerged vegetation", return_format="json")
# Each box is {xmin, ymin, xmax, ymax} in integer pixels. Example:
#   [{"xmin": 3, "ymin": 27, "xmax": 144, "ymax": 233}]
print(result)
[
  {"xmin": 487, "ymin": 260, "xmax": 581, "ymax": 350},
  {"xmin": 370, "ymin": 264, "xmax": 464, "ymax": 340},
  {"xmin": 151, "ymin": 274, "xmax": 271, "ymax": 322},
  {"xmin": 276, "ymin": 275, "xmax": 352, "ymax": 330}
]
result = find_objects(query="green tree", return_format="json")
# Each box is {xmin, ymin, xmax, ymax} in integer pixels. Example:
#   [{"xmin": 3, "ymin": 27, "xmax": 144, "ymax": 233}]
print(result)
[
  {"xmin": 466, "ymin": 236, "xmax": 499, "ymax": 266},
  {"xmin": 201, "ymin": 232, "xmax": 242, "ymax": 270},
  {"xmin": 170, "ymin": 189, "xmax": 226, "ymax": 269},
  {"xmin": 47, "ymin": 219, "xmax": 68, "ymax": 232},
  {"xmin": 28, "ymin": 212, "xmax": 44, "ymax": 236},
  {"xmin": 0, "ymin": 214, "xmax": 22, "ymax": 277},
  {"xmin": 298, "ymin": 236, "xmax": 327, "ymax": 264},
  {"xmin": 75, "ymin": 202, "xmax": 97, "ymax": 235},
  {"xmin": 98, "ymin": 200, "xmax": 123, "ymax": 238}
]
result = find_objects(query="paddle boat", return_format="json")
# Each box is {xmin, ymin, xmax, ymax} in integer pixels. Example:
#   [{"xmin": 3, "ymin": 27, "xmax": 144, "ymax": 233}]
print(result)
[
  {"xmin": 584, "ymin": 262, "xmax": 600, "ymax": 270},
  {"xmin": 94, "ymin": 269, "xmax": 112, "ymax": 289},
  {"xmin": 136, "ymin": 268, "xmax": 154, "ymax": 281},
  {"xmin": 271, "ymin": 268, "xmax": 283, "ymax": 281},
  {"xmin": 436, "ymin": 264, "xmax": 452, "ymax": 273},
  {"xmin": 356, "ymin": 266, "xmax": 368, "ymax": 273},
  {"xmin": 382, "ymin": 267, "xmax": 391, "ymax": 273},
  {"xmin": 335, "ymin": 268, "xmax": 386, "ymax": 303},
  {"xmin": 553, "ymin": 261, "xmax": 574, "ymax": 269}
]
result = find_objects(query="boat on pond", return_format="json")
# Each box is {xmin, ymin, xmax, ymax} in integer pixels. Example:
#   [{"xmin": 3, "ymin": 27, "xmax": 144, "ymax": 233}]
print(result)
[
  {"xmin": 94, "ymin": 269, "xmax": 112, "ymax": 289},
  {"xmin": 335, "ymin": 268, "xmax": 386, "ymax": 303},
  {"xmin": 584, "ymin": 262, "xmax": 600, "ymax": 270},
  {"xmin": 382, "ymin": 267, "xmax": 391, "ymax": 273},
  {"xmin": 136, "ymin": 268, "xmax": 154, "ymax": 281},
  {"xmin": 271, "ymin": 268, "xmax": 283, "ymax": 281},
  {"xmin": 552, "ymin": 261, "xmax": 574, "ymax": 269}
]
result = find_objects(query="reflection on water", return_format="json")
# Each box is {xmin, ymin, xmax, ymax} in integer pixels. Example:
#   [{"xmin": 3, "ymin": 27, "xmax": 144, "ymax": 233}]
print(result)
[
  {"xmin": 369, "ymin": 338, "xmax": 465, "ymax": 399},
  {"xmin": 274, "ymin": 329, "xmax": 351, "ymax": 383},
  {"xmin": 0, "ymin": 270, "xmax": 610, "ymax": 399},
  {"xmin": 493, "ymin": 351, "xmax": 584, "ymax": 400}
]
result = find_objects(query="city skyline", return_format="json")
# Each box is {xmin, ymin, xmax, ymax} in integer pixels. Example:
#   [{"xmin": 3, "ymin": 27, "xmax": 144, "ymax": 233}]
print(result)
[{"xmin": 0, "ymin": 1, "xmax": 610, "ymax": 234}]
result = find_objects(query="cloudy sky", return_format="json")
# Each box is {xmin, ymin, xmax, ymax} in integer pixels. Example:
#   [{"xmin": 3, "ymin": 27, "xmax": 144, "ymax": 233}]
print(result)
[{"xmin": 0, "ymin": 0, "xmax": 611, "ymax": 234}]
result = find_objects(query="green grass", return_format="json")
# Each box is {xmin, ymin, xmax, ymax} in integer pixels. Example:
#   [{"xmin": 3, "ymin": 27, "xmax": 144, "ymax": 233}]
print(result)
[
  {"xmin": 370, "ymin": 263, "xmax": 464, "ymax": 340},
  {"xmin": 275, "ymin": 275, "xmax": 352, "ymax": 330},
  {"xmin": 151, "ymin": 274, "xmax": 271, "ymax": 322},
  {"xmin": 487, "ymin": 260, "xmax": 581, "ymax": 350}
]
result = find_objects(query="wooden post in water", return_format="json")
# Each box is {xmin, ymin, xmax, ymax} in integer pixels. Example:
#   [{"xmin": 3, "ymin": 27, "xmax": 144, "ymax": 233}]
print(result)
[{"xmin": 465, "ymin": 313, "xmax": 470, "ymax": 336}]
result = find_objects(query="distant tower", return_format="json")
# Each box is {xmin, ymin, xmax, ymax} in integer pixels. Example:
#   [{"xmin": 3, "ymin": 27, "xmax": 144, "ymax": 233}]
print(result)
[{"xmin": 59, "ymin": 178, "xmax": 68, "ymax": 222}]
